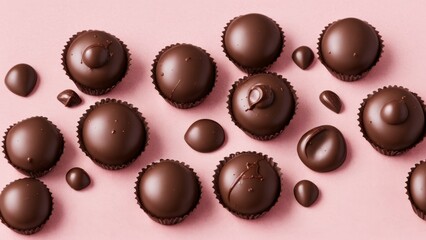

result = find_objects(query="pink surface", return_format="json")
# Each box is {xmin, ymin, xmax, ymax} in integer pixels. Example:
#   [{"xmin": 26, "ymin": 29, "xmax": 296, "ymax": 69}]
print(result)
[{"xmin": 0, "ymin": 0, "xmax": 425, "ymax": 239}]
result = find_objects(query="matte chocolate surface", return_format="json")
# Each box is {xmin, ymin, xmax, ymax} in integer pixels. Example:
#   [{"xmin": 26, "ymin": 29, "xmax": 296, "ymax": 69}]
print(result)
[
  {"xmin": 297, "ymin": 125, "xmax": 346, "ymax": 172},
  {"xmin": 0, "ymin": 178, "xmax": 52, "ymax": 233},
  {"xmin": 216, "ymin": 152, "xmax": 280, "ymax": 216},
  {"xmin": 319, "ymin": 90, "xmax": 342, "ymax": 113},
  {"xmin": 4, "ymin": 63, "xmax": 37, "ymax": 97},
  {"xmin": 223, "ymin": 13, "xmax": 283, "ymax": 72},
  {"xmin": 153, "ymin": 44, "xmax": 216, "ymax": 106},
  {"xmin": 66, "ymin": 167, "xmax": 91, "ymax": 191},
  {"xmin": 184, "ymin": 119, "xmax": 225, "ymax": 153},
  {"xmin": 136, "ymin": 160, "xmax": 201, "ymax": 222},
  {"xmin": 229, "ymin": 73, "xmax": 295, "ymax": 139},
  {"xmin": 4, "ymin": 117, "xmax": 64, "ymax": 177},
  {"xmin": 294, "ymin": 180, "xmax": 319, "ymax": 207},
  {"xmin": 292, "ymin": 46, "xmax": 314, "ymax": 70},
  {"xmin": 80, "ymin": 100, "xmax": 147, "ymax": 168},
  {"xmin": 320, "ymin": 18, "xmax": 380, "ymax": 75},
  {"xmin": 361, "ymin": 87, "xmax": 425, "ymax": 151},
  {"xmin": 57, "ymin": 89, "xmax": 82, "ymax": 107}
]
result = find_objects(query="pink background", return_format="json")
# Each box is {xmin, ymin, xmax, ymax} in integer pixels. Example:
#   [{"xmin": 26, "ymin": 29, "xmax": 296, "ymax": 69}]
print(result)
[{"xmin": 0, "ymin": 0, "xmax": 425, "ymax": 239}]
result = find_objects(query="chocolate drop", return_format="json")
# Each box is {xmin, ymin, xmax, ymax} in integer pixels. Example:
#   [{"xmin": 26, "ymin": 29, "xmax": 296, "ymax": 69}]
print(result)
[
  {"xmin": 4, "ymin": 64, "xmax": 37, "ymax": 97},
  {"xmin": 292, "ymin": 46, "xmax": 314, "ymax": 70},
  {"xmin": 380, "ymin": 100, "xmax": 409, "ymax": 125},
  {"xmin": 319, "ymin": 90, "xmax": 342, "ymax": 113},
  {"xmin": 82, "ymin": 45, "xmax": 109, "ymax": 69},
  {"xmin": 294, "ymin": 180, "xmax": 319, "ymax": 207},
  {"xmin": 66, "ymin": 167, "xmax": 91, "ymax": 191},
  {"xmin": 184, "ymin": 119, "xmax": 225, "ymax": 153},
  {"xmin": 57, "ymin": 89, "xmax": 82, "ymax": 107}
]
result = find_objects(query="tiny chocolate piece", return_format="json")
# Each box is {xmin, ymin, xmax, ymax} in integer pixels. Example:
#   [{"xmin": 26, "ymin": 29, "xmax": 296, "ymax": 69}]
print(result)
[
  {"xmin": 66, "ymin": 167, "xmax": 91, "ymax": 191},
  {"xmin": 184, "ymin": 119, "xmax": 225, "ymax": 153},
  {"xmin": 319, "ymin": 90, "xmax": 342, "ymax": 113},
  {"xmin": 292, "ymin": 46, "xmax": 314, "ymax": 70},
  {"xmin": 135, "ymin": 160, "xmax": 201, "ymax": 225},
  {"xmin": 297, "ymin": 125, "xmax": 346, "ymax": 172},
  {"xmin": 0, "ymin": 178, "xmax": 53, "ymax": 234},
  {"xmin": 3, "ymin": 117, "xmax": 64, "ymax": 177},
  {"xmin": 294, "ymin": 180, "xmax": 319, "ymax": 207},
  {"xmin": 57, "ymin": 89, "xmax": 82, "ymax": 107},
  {"xmin": 4, "ymin": 64, "xmax": 37, "ymax": 97},
  {"xmin": 223, "ymin": 13, "xmax": 284, "ymax": 73}
]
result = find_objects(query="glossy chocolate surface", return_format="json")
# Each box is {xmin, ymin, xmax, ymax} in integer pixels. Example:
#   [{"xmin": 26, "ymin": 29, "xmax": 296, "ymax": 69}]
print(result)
[
  {"xmin": 4, "ymin": 117, "xmax": 64, "ymax": 176},
  {"xmin": 0, "ymin": 178, "xmax": 52, "ymax": 232},
  {"xmin": 409, "ymin": 162, "xmax": 426, "ymax": 212},
  {"xmin": 294, "ymin": 180, "xmax": 319, "ymax": 207},
  {"xmin": 66, "ymin": 167, "xmax": 91, "ymax": 191},
  {"xmin": 292, "ymin": 46, "xmax": 314, "ymax": 70},
  {"xmin": 362, "ymin": 87, "xmax": 425, "ymax": 151},
  {"xmin": 57, "ymin": 89, "xmax": 82, "ymax": 107},
  {"xmin": 218, "ymin": 152, "xmax": 280, "ymax": 215},
  {"xmin": 319, "ymin": 90, "xmax": 342, "ymax": 113},
  {"xmin": 184, "ymin": 119, "xmax": 225, "ymax": 153},
  {"xmin": 4, "ymin": 64, "xmax": 37, "ymax": 97},
  {"xmin": 223, "ymin": 13, "xmax": 283, "ymax": 72},
  {"xmin": 320, "ymin": 18, "xmax": 379, "ymax": 75},
  {"xmin": 297, "ymin": 125, "xmax": 346, "ymax": 172}
]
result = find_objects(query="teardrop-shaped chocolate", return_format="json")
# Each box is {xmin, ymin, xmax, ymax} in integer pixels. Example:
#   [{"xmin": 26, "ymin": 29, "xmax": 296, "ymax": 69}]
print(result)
[
  {"xmin": 292, "ymin": 46, "xmax": 314, "ymax": 70},
  {"xmin": 184, "ymin": 119, "xmax": 225, "ymax": 153},
  {"xmin": 247, "ymin": 84, "xmax": 274, "ymax": 110},
  {"xmin": 294, "ymin": 180, "xmax": 319, "ymax": 207},
  {"xmin": 66, "ymin": 167, "xmax": 91, "ymax": 191},
  {"xmin": 380, "ymin": 100, "xmax": 409, "ymax": 125},
  {"xmin": 319, "ymin": 90, "xmax": 342, "ymax": 113},
  {"xmin": 4, "ymin": 63, "xmax": 37, "ymax": 97}
]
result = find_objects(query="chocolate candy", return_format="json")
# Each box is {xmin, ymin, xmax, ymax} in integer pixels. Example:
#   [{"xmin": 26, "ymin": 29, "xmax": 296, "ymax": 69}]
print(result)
[
  {"xmin": 297, "ymin": 125, "xmax": 346, "ymax": 172},
  {"xmin": 4, "ymin": 63, "xmax": 37, "ymax": 97},
  {"xmin": 66, "ymin": 167, "xmax": 91, "ymax": 191},
  {"xmin": 407, "ymin": 161, "xmax": 426, "ymax": 219},
  {"xmin": 0, "ymin": 178, "xmax": 53, "ymax": 234},
  {"xmin": 3, "ymin": 117, "xmax": 64, "ymax": 177},
  {"xmin": 135, "ymin": 160, "xmax": 201, "ymax": 225},
  {"xmin": 184, "ymin": 119, "xmax": 225, "ymax": 153},
  {"xmin": 294, "ymin": 180, "xmax": 319, "ymax": 207},
  {"xmin": 223, "ymin": 13, "xmax": 284, "ymax": 73},
  {"xmin": 63, "ymin": 30, "xmax": 129, "ymax": 95},
  {"xmin": 214, "ymin": 152, "xmax": 281, "ymax": 219},
  {"xmin": 319, "ymin": 90, "xmax": 342, "ymax": 113},
  {"xmin": 319, "ymin": 18, "xmax": 381, "ymax": 79},
  {"xmin": 57, "ymin": 89, "xmax": 82, "ymax": 107},
  {"xmin": 78, "ymin": 99, "xmax": 148, "ymax": 170},
  {"xmin": 292, "ymin": 46, "xmax": 314, "ymax": 70},
  {"xmin": 152, "ymin": 43, "xmax": 216, "ymax": 108},
  {"xmin": 229, "ymin": 72, "xmax": 296, "ymax": 140},
  {"xmin": 360, "ymin": 86, "xmax": 425, "ymax": 155}
]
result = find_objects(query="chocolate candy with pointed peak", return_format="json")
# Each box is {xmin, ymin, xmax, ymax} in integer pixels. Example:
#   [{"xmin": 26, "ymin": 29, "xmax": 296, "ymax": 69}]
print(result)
[
  {"xmin": 320, "ymin": 90, "xmax": 342, "ymax": 113},
  {"xmin": 66, "ymin": 167, "xmax": 91, "ymax": 191},
  {"xmin": 297, "ymin": 125, "xmax": 346, "ymax": 172},
  {"xmin": 223, "ymin": 13, "xmax": 284, "ymax": 73},
  {"xmin": 3, "ymin": 117, "xmax": 64, "ymax": 177},
  {"xmin": 360, "ymin": 86, "xmax": 425, "ymax": 154},
  {"xmin": 294, "ymin": 180, "xmax": 319, "ymax": 207},
  {"xmin": 57, "ymin": 89, "xmax": 82, "ymax": 107},
  {"xmin": 4, "ymin": 64, "xmax": 37, "ymax": 97},
  {"xmin": 292, "ymin": 46, "xmax": 314, "ymax": 70},
  {"xmin": 153, "ymin": 43, "xmax": 216, "ymax": 108},
  {"xmin": 0, "ymin": 178, "xmax": 53, "ymax": 234},
  {"xmin": 184, "ymin": 119, "xmax": 225, "ymax": 153}
]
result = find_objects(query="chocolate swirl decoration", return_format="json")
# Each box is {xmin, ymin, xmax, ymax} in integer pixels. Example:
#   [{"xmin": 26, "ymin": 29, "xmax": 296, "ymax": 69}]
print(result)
[
  {"xmin": 246, "ymin": 84, "xmax": 275, "ymax": 111},
  {"xmin": 227, "ymin": 159, "xmax": 264, "ymax": 202}
]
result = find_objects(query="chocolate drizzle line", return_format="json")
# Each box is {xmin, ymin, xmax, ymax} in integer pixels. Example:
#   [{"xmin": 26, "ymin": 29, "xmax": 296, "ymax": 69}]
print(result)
[{"xmin": 227, "ymin": 159, "xmax": 264, "ymax": 202}]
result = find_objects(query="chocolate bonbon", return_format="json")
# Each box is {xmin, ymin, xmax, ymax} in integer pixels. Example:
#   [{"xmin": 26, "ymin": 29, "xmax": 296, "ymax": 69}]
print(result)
[
  {"xmin": 66, "ymin": 167, "xmax": 91, "ymax": 191},
  {"xmin": 292, "ymin": 46, "xmax": 314, "ymax": 70},
  {"xmin": 407, "ymin": 161, "xmax": 426, "ymax": 220},
  {"xmin": 184, "ymin": 119, "xmax": 225, "ymax": 153},
  {"xmin": 319, "ymin": 90, "xmax": 342, "ymax": 113},
  {"xmin": 294, "ymin": 180, "xmax": 319, "ymax": 207},
  {"xmin": 4, "ymin": 63, "xmax": 37, "ymax": 97}
]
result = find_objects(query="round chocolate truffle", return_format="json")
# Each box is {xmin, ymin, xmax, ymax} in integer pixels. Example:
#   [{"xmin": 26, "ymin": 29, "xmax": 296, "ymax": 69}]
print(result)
[
  {"xmin": 0, "ymin": 178, "xmax": 53, "ymax": 234},
  {"xmin": 63, "ymin": 30, "xmax": 129, "ymax": 95},
  {"xmin": 319, "ymin": 18, "xmax": 381, "ymax": 79},
  {"xmin": 223, "ymin": 13, "xmax": 284, "ymax": 73},
  {"xmin": 4, "ymin": 63, "xmax": 37, "ymax": 97},
  {"xmin": 3, "ymin": 117, "xmax": 64, "ymax": 177},
  {"xmin": 184, "ymin": 119, "xmax": 225, "ymax": 153},
  {"xmin": 229, "ymin": 73, "xmax": 296, "ymax": 140},
  {"xmin": 360, "ymin": 86, "xmax": 425, "ymax": 155},
  {"xmin": 152, "ymin": 43, "xmax": 216, "ymax": 108},
  {"xmin": 135, "ymin": 160, "xmax": 201, "ymax": 225},
  {"xmin": 66, "ymin": 167, "xmax": 91, "ymax": 191},
  {"xmin": 214, "ymin": 152, "xmax": 281, "ymax": 218},
  {"xmin": 78, "ymin": 99, "xmax": 148, "ymax": 169},
  {"xmin": 297, "ymin": 125, "xmax": 347, "ymax": 172}
]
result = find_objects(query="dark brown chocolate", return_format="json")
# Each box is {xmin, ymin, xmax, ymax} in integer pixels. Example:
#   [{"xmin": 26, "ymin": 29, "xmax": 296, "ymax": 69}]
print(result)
[
  {"xmin": 0, "ymin": 178, "xmax": 52, "ymax": 234},
  {"xmin": 4, "ymin": 64, "xmax": 37, "ymax": 97},
  {"xmin": 360, "ymin": 86, "xmax": 425, "ymax": 154},
  {"xmin": 319, "ymin": 90, "xmax": 342, "ymax": 113},
  {"xmin": 223, "ymin": 13, "xmax": 284, "ymax": 73},
  {"xmin": 294, "ymin": 180, "xmax": 319, "ymax": 207},
  {"xmin": 57, "ymin": 89, "xmax": 82, "ymax": 107},
  {"xmin": 152, "ymin": 43, "xmax": 216, "ymax": 108},
  {"xmin": 229, "ymin": 73, "xmax": 296, "ymax": 140},
  {"xmin": 292, "ymin": 46, "xmax": 314, "ymax": 70},
  {"xmin": 66, "ymin": 167, "xmax": 91, "ymax": 191},
  {"xmin": 135, "ymin": 160, "xmax": 201, "ymax": 225},
  {"xmin": 3, "ymin": 117, "xmax": 64, "ymax": 177},
  {"xmin": 78, "ymin": 99, "xmax": 148, "ymax": 170},
  {"xmin": 184, "ymin": 119, "xmax": 225, "ymax": 153},
  {"xmin": 214, "ymin": 152, "xmax": 281, "ymax": 218},
  {"xmin": 297, "ymin": 125, "xmax": 346, "ymax": 172}
]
